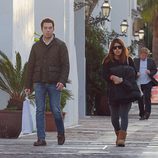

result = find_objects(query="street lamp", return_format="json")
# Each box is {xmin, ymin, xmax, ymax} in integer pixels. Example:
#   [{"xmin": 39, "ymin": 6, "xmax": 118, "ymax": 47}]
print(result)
[
  {"xmin": 134, "ymin": 31, "xmax": 139, "ymax": 41},
  {"xmin": 120, "ymin": 19, "xmax": 128, "ymax": 34},
  {"xmin": 108, "ymin": 19, "xmax": 128, "ymax": 39},
  {"xmin": 88, "ymin": 0, "xmax": 112, "ymax": 25},
  {"xmin": 138, "ymin": 29, "xmax": 144, "ymax": 40},
  {"xmin": 101, "ymin": 0, "xmax": 111, "ymax": 18},
  {"xmin": 133, "ymin": 29, "xmax": 145, "ymax": 56},
  {"xmin": 133, "ymin": 29, "xmax": 144, "ymax": 43}
]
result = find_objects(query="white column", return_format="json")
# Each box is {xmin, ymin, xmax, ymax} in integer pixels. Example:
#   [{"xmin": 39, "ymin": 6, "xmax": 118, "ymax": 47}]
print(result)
[
  {"xmin": 63, "ymin": 0, "xmax": 79, "ymax": 127},
  {"xmin": 12, "ymin": 0, "xmax": 34, "ymax": 64},
  {"xmin": 74, "ymin": 1, "xmax": 86, "ymax": 118}
]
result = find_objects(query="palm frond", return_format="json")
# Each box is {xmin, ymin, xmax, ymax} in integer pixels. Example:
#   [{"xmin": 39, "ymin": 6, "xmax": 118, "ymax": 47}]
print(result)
[
  {"xmin": 15, "ymin": 52, "xmax": 22, "ymax": 77},
  {"xmin": 138, "ymin": 0, "xmax": 158, "ymax": 22},
  {"xmin": 0, "ymin": 56, "xmax": 16, "ymax": 93},
  {"xmin": 21, "ymin": 62, "xmax": 28, "ymax": 92},
  {"xmin": 60, "ymin": 89, "xmax": 73, "ymax": 110},
  {"xmin": 0, "ymin": 76, "xmax": 12, "ymax": 95},
  {"xmin": 0, "ymin": 50, "xmax": 29, "ymax": 110}
]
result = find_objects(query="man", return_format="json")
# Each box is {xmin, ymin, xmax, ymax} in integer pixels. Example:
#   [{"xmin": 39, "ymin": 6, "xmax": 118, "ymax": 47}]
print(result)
[
  {"xmin": 25, "ymin": 18, "xmax": 69, "ymax": 146},
  {"xmin": 134, "ymin": 47, "xmax": 157, "ymax": 120}
]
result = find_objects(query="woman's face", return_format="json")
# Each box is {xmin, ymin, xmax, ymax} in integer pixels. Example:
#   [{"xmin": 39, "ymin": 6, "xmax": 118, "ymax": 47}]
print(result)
[{"xmin": 113, "ymin": 43, "xmax": 123, "ymax": 58}]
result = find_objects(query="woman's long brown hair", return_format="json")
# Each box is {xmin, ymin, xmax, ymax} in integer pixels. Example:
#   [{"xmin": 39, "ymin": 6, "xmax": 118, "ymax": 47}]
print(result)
[{"xmin": 102, "ymin": 38, "xmax": 129, "ymax": 65}]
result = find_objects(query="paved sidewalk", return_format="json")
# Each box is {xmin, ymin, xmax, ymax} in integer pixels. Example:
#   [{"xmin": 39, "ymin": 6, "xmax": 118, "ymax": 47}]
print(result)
[{"xmin": 0, "ymin": 103, "xmax": 158, "ymax": 158}]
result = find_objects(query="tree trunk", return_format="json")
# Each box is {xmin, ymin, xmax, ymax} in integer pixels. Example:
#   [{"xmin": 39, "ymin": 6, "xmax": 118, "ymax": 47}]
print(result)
[
  {"xmin": 88, "ymin": 0, "xmax": 99, "ymax": 16},
  {"xmin": 152, "ymin": 14, "xmax": 158, "ymax": 66}
]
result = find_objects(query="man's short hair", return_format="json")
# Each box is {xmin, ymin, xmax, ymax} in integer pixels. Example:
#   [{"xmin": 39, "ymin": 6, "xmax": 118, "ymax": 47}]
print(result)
[
  {"xmin": 140, "ymin": 47, "xmax": 150, "ymax": 55},
  {"xmin": 41, "ymin": 18, "xmax": 54, "ymax": 29}
]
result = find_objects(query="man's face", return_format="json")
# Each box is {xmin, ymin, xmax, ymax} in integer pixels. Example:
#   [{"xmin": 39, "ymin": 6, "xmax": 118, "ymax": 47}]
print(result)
[
  {"xmin": 42, "ymin": 22, "xmax": 54, "ymax": 38},
  {"xmin": 140, "ymin": 52, "xmax": 148, "ymax": 60}
]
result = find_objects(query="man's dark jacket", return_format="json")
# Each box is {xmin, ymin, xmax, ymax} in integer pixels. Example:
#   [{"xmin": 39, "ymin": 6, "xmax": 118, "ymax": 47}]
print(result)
[
  {"xmin": 25, "ymin": 36, "xmax": 70, "ymax": 90},
  {"xmin": 134, "ymin": 58, "xmax": 158, "ymax": 86}
]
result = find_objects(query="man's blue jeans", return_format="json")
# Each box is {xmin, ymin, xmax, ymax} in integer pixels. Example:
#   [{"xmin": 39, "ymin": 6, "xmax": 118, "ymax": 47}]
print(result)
[{"xmin": 34, "ymin": 83, "xmax": 64, "ymax": 140}]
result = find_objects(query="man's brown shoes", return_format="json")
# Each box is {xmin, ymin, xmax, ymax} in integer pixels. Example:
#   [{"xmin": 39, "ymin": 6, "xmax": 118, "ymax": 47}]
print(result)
[
  {"xmin": 57, "ymin": 134, "xmax": 65, "ymax": 145},
  {"xmin": 33, "ymin": 139, "xmax": 47, "ymax": 146},
  {"xmin": 33, "ymin": 134, "xmax": 65, "ymax": 146}
]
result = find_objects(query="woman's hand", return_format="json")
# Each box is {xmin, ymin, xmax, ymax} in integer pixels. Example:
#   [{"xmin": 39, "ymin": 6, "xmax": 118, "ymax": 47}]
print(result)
[{"xmin": 110, "ymin": 75, "xmax": 123, "ymax": 84}]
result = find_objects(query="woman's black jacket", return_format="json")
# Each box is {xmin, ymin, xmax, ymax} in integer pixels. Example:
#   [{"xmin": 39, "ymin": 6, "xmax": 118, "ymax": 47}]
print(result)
[{"xmin": 102, "ymin": 57, "xmax": 140, "ymax": 103}]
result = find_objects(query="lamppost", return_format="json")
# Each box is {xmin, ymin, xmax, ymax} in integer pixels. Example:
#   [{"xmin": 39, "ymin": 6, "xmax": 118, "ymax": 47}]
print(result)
[
  {"xmin": 134, "ymin": 31, "xmax": 139, "ymax": 42},
  {"xmin": 138, "ymin": 29, "xmax": 145, "ymax": 40},
  {"xmin": 134, "ymin": 29, "xmax": 145, "ymax": 43},
  {"xmin": 120, "ymin": 19, "xmax": 129, "ymax": 35},
  {"xmin": 133, "ymin": 29, "xmax": 145, "ymax": 56},
  {"xmin": 107, "ymin": 19, "xmax": 128, "ymax": 41},
  {"xmin": 87, "ymin": 0, "xmax": 112, "ymax": 25},
  {"xmin": 74, "ymin": 0, "xmax": 112, "ymax": 25}
]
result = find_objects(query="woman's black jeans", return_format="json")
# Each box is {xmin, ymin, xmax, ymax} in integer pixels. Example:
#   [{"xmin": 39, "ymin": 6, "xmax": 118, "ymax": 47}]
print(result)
[{"xmin": 109, "ymin": 102, "xmax": 132, "ymax": 131}]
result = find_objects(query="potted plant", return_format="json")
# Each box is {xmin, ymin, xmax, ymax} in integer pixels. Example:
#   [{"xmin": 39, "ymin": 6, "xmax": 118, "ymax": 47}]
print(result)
[
  {"xmin": 45, "ymin": 88, "xmax": 73, "ymax": 131},
  {"xmin": 0, "ymin": 51, "xmax": 32, "ymax": 138}
]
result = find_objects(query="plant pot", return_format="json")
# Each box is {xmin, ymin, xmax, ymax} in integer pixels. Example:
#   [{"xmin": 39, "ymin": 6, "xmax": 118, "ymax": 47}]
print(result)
[
  {"xmin": 0, "ymin": 110, "xmax": 22, "ymax": 138},
  {"xmin": 45, "ymin": 112, "xmax": 66, "ymax": 132}
]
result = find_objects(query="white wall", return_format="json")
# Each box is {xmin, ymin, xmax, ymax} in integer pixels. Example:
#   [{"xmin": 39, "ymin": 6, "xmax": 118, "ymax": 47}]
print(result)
[
  {"xmin": 0, "ymin": 0, "xmax": 34, "ymax": 63},
  {"xmin": 12, "ymin": 0, "xmax": 34, "ymax": 64},
  {"xmin": 0, "ymin": 0, "xmax": 13, "ymax": 109},
  {"xmin": 0, "ymin": 0, "xmax": 34, "ymax": 108},
  {"xmin": 0, "ymin": 0, "xmax": 13, "ymax": 59},
  {"xmin": 34, "ymin": 0, "xmax": 65, "ymax": 40}
]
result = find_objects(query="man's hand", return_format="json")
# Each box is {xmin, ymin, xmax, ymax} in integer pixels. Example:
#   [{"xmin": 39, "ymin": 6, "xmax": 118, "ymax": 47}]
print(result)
[
  {"xmin": 146, "ymin": 70, "xmax": 150, "ymax": 74},
  {"xmin": 56, "ymin": 82, "xmax": 64, "ymax": 91}
]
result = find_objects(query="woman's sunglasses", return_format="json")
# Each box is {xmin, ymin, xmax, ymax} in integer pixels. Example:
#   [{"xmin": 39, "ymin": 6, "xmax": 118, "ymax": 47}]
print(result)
[{"xmin": 113, "ymin": 46, "xmax": 123, "ymax": 50}]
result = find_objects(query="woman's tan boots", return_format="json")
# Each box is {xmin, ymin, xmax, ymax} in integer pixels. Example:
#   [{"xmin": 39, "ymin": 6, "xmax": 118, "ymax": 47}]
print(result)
[
  {"xmin": 115, "ymin": 130, "xmax": 127, "ymax": 147},
  {"xmin": 115, "ymin": 131, "xmax": 119, "ymax": 145}
]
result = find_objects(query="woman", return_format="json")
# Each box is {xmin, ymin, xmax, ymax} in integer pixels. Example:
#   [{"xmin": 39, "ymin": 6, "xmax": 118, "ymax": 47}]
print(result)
[{"xmin": 102, "ymin": 38, "xmax": 136, "ymax": 147}]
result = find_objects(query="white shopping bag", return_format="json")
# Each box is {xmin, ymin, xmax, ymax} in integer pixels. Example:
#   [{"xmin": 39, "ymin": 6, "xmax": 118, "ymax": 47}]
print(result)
[{"xmin": 21, "ymin": 97, "xmax": 36, "ymax": 134}]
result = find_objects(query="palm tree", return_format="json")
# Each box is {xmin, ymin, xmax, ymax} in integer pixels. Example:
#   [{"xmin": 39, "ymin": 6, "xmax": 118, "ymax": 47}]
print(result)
[
  {"xmin": 0, "ymin": 51, "xmax": 27, "ymax": 110},
  {"xmin": 138, "ymin": 0, "xmax": 158, "ymax": 66}
]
